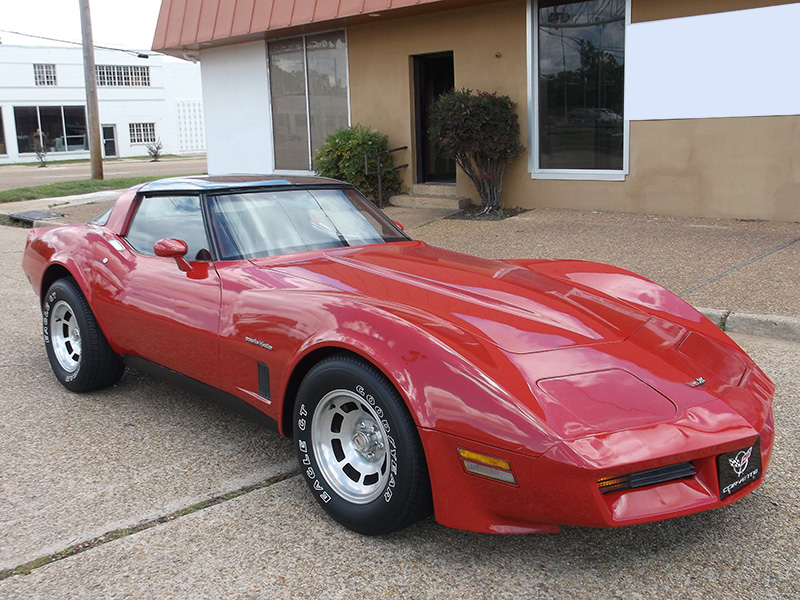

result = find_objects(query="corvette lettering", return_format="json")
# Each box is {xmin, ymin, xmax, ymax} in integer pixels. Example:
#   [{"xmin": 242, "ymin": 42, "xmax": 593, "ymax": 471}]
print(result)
[
  {"xmin": 722, "ymin": 468, "xmax": 760, "ymax": 497},
  {"xmin": 245, "ymin": 336, "xmax": 273, "ymax": 351}
]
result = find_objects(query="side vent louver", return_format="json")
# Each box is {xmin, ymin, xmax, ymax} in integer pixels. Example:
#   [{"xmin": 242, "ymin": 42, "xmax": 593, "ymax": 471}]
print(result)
[{"xmin": 258, "ymin": 362, "xmax": 270, "ymax": 400}]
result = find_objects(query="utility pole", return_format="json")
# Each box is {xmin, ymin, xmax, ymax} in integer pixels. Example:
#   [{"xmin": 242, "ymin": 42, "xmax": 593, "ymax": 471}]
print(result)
[{"xmin": 79, "ymin": 0, "xmax": 103, "ymax": 179}]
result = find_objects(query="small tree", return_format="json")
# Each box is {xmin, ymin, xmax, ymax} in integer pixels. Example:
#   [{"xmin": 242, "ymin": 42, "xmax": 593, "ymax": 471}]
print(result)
[
  {"xmin": 313, "ymin": 124, "xmax": 401, "ymax": 204},
  {"xmin": 146, "ymin": 139, "xmax": 163, "ymax": 162},
  {"xmin": 430, "ymin": 89, "xmax": 524, "ymax": 214},
  {"xmin": 33, "ymin": 137, "xmax": 48, "ymax": 168}
]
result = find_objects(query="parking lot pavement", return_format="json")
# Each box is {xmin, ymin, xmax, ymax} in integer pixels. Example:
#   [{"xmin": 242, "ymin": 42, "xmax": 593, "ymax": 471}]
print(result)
[
  {"xmin": 1, "ymin": 219, "xmax": 799, "ymax": 597},
  {"xmin": 0, "ymin": 334, "xmax": 797, "ymax": 598}
]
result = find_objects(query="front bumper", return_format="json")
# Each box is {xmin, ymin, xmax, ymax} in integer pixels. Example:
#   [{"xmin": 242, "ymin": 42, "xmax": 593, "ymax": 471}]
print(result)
[{"xmin": 419, "ymin": 405, "xmax": 774, "ymax": 534}]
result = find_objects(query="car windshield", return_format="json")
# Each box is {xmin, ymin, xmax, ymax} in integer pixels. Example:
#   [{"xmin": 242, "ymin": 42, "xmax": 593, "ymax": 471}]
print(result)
[{"xmin": 208, "ymin": 187, "xmax": 408, "ymax": 260}]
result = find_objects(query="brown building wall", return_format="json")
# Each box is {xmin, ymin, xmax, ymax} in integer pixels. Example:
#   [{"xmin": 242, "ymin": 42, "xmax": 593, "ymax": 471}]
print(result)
[{"xmin": 348, "ymin": 0, "xmax": 800, "ymax": 221}]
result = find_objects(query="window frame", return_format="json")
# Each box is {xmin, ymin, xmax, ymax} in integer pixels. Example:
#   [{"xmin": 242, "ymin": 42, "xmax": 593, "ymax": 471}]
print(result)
[
  {"xmin": 96, "ymin": 65, "xmax": 151, "ymax": 87},
  {"xmin": 527, "ymin": 0, "xmax": 630, "ymax": 181},
  {"xmin": 129, "ymin": 122, "xmax": 156, "ymax": 144},
  {"xmin": 33, "ymin": 64, "xmax": 57, "ymax": 86}
]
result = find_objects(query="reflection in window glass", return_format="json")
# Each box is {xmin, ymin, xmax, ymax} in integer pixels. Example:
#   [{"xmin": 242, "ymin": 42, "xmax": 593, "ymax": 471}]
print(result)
[
  {"xmin": 125, "ymin": 196, "xmax": 209, "ymax": 259},
  {"xmin": 12, "ymin": 105, "xmax": 87, "ymax": 153},
  {"xmin": 307, "ymin": 32, "xmax": 349, "ymax": 159},
  {"xmin": 269, "ymin": 31, "xmax": 349, "ymax": 171},
  {"xmin": 269, "ymin": 38, "xmax": 309, "ymax": 171},
  {"xmin": 209, "ymin": 188, "xmax": 406, "ymax": 260},
  {"xmin": 39, "ymin": 106, "xmax": 64, "ymax": 151},
  {"xmin": 63, "ymin": 106, "xmax": 87, "ymax": 150},
  {"xmin": 537, "ymin": 0, "xmax": 625, "ymax": 171},
  {"xmin": 14, "ymin": 107, "xmax": 39, "ymax": 153}
]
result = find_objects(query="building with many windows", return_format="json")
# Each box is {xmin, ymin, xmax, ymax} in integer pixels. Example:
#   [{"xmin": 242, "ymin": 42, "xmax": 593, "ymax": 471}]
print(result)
[
  {"xmin": 0, "ymin": 45, "xmax": 205, "ymax": 164},
  {"xmin": 151, "ymin": 0, "xmax": 799, "ymax": 222}
]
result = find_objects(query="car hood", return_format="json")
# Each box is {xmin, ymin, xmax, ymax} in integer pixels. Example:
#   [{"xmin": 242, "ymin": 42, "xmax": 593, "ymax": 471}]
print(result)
[{"xmin": 262, "ymin": 242, "xmax": 650, "ymax": 354}]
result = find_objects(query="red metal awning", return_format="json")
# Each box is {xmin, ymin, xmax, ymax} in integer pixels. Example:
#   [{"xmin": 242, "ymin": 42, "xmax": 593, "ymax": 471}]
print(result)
[
  {"xmin": 152, "ymin": 0, "xmax": 498, "ymax": 55},
  {"xmin": 153, "ymin": 0, "xmax": 438, "ymax": 53}
]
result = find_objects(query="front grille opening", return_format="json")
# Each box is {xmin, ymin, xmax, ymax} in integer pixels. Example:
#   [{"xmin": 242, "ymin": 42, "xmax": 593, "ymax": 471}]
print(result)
[{"xmin": 598, "ymin": 462, "xmax": 696, "ymax": 495}]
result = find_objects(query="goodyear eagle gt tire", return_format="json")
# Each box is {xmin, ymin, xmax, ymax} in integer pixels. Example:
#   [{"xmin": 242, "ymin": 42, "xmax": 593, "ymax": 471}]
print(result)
[
  {"xmin": 294, "ymin": 354, "xmax": 431, "ymax": 535},
  {"xmin": 43, "ymin": 278, "xmax": 124, "ymax": 392}
]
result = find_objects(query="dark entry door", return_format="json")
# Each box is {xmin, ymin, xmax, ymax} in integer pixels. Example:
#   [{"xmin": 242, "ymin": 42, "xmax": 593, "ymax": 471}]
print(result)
[
  {"xmin": 102, "ymin": 125, "xmax": 117, "ymax": 157},
  {"xmin": 414, "ymin": 52, "xmax": 455, "ymax": 183}
]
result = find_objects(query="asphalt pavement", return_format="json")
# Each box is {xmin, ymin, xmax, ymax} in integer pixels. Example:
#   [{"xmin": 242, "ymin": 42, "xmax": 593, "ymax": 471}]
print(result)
[
  {"xmin": 0, "ymin": 193, "xmax": 798, "ymax": 598},
  {"xmin": 0, "ymin": 156, "xmax": 208, "ymax": 192}
]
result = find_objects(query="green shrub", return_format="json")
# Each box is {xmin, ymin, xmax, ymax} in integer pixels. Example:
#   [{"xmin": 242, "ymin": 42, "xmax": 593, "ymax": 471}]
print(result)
[
  {"xmin": 313, "ymin": 124, "xmax": 401, "ymax": 203},
  {"xmin": 430, "ymin": 89, "xmax": 524, "ymax": 213}
]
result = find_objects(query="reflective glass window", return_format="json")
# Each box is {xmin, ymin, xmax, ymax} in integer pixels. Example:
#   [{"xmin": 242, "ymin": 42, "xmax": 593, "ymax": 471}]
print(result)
[
  {"xmin": 269, "ymin": 32, "xmax": 349, "ymax": 171},
  {"xmin": 537, "ymin": 0, "xmax": 626, "ymax": 172}
]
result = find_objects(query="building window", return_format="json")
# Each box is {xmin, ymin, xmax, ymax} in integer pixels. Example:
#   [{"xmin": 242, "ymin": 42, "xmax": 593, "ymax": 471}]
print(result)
[
  {"xmin": 532, "ymin": 0, "xmax": 627, "ymax": 178},
  {"xmin": 96, "ymin": 65, "xmax": 150, "ymax": 87},
  {"xmin": 268, "ymin": 31, "xmax": 349, "ymax": 171},
  {"xmin": 130, "ymin": 122, "xmax": 156, "ymax": 144},
  {"xmin": 0, "ymin": 110, "xmax": 6, "ymax": 154},
  {"xmin": 13, "ymin": 105, "xmax": 87, "ymax": 153},
  {"xmin": 34, "ymin": 64, "xmax": 57, "ymax": 86}
]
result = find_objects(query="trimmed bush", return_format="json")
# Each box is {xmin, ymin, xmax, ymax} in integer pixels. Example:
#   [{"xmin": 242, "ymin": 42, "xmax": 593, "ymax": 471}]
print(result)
[
  {"xmin": 313, "ymin": 124, "xmax": 401, "ymax": 203},
  {"xmin": 430, "ymin": 89, "xmax": 524, "ymax": 213}
]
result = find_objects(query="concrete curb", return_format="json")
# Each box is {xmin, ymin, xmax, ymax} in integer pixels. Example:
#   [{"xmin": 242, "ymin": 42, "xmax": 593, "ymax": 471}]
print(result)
[{"xmin": 698, "ymin": 308, "xmax": 800, "ymax": 342}]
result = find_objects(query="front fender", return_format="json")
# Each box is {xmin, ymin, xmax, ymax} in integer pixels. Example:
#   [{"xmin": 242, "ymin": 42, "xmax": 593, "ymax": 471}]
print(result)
[{"xmin": 290, "ymin": 297, "xmax": 557, "ymax": 456}]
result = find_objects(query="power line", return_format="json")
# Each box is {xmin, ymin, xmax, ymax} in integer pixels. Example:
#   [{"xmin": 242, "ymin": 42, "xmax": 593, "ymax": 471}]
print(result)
[{"xmin": 0, "ymin": 29, "xmax": 153, "ymax": 58}]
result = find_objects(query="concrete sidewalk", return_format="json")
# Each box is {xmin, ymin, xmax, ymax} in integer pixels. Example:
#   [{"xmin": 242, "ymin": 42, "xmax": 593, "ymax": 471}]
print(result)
[{"xmin": 2, "ymin": 193, "xmax": 798, "ymax": 340}]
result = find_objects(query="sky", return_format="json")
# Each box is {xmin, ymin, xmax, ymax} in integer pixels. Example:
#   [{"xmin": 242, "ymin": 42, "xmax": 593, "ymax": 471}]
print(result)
[{"xmin": 0, "ymin": 0, "xmax": 165, "ymax": 53}]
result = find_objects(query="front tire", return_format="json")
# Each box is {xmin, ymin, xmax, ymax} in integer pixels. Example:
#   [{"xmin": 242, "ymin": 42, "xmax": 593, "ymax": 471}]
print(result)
[
  {"xmin": 43, "ymin": 278, "xmax": 124, "ymax": 392},
  {"xmin": 294, "ymin": 354, "xmax": 431, "ymax": 535}
]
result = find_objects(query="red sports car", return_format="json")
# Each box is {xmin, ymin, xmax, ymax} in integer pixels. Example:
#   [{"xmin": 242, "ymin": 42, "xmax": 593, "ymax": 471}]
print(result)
[{"xmin": 22, "ymin": 176, "xmax": 774, "ymax": 535}]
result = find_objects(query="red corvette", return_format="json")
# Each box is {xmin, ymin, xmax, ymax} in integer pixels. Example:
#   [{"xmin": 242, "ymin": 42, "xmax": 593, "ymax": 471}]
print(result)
[{"xmin": 22, "ymin": 176, "xmax": 774, "ymax": 535}]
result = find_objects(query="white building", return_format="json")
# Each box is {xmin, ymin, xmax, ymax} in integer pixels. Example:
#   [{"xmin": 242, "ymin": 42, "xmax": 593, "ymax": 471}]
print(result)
[{"xmin": 0, "ymin": 45, "xmax": 205, "ymax": 164}]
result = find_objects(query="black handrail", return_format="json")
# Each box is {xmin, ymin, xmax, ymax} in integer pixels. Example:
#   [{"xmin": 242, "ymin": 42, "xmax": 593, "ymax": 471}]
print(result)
[{"xmin": 364, "ymin": 146, "xmax": 408, "ymax": 208}]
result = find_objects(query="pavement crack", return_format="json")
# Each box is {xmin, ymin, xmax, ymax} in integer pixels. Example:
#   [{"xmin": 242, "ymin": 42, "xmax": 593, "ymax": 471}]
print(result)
[
  {"xmin": 0, "ymin": 468, "xmax": 300, "ymax": 581},
  {"xmin": 679, "ymin": 236, "xmax": 800, "ymax": 297}
]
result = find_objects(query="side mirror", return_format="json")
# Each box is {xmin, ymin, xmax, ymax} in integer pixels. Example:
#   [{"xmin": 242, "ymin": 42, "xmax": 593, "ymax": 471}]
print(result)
[
  {"xmin": 154, "ymin": 238, "xmax": 192, "ymax": 272},
  {"xmin": 392, "ymin": 220, "xmax": 405, "ymax": 231}
]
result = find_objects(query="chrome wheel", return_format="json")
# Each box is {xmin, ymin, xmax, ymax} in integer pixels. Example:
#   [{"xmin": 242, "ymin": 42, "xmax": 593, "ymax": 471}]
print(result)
[
  {"xmin": 311, "ymin": 389, "xmax": 389, "ymax": 504},
  {"xmin": 50, "ymin": 300, "xmax": 81, "ymax": 373}
]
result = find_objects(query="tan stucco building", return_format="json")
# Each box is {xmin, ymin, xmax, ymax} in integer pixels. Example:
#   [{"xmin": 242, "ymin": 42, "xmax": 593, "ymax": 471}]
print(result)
[{"xmin": 153, "ymin": 0, "xmax": 800, "ymax": 222}]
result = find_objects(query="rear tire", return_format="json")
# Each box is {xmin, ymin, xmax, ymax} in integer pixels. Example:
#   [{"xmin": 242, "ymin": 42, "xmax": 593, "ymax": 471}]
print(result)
[
  {"xmin": 43, "ymin": 278, "xmax": 124, "ymax": 392},
  {"xmin": 294, "ymin": 354, "xmax": 431, "ymax": 535}
]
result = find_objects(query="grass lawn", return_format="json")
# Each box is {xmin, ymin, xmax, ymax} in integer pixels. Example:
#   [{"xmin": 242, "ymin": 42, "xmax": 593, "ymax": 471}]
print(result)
[{"xmin": 0, "ymin": 175, "xmax": 200, "ymax": 204}]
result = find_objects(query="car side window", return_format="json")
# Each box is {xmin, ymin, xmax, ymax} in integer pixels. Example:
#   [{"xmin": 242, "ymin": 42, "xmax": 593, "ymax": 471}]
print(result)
[{"xmin": 125, "ymin": 195, "xmax": 211, "ymax": 260}]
